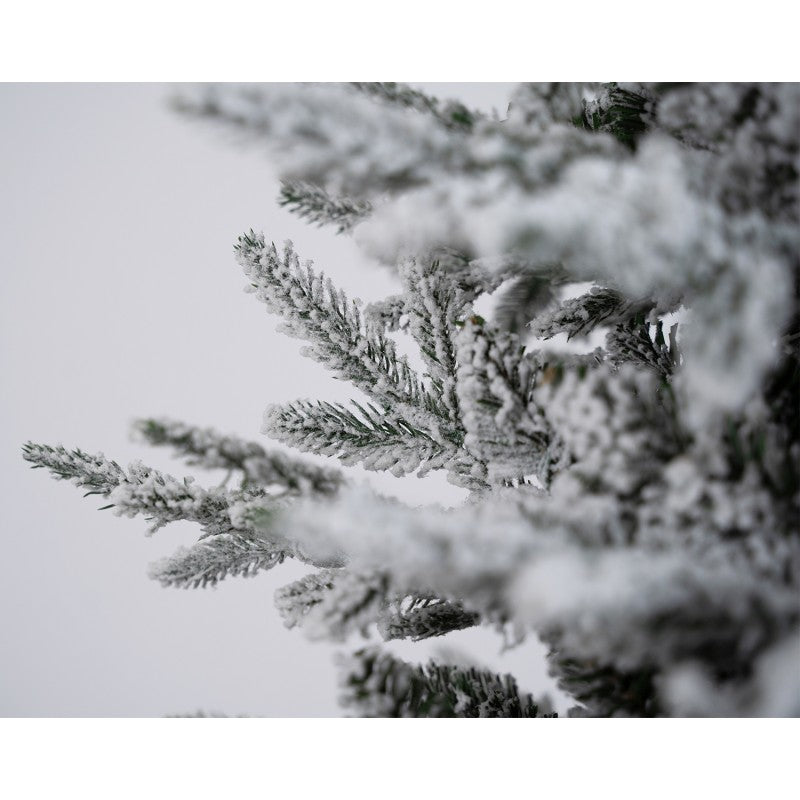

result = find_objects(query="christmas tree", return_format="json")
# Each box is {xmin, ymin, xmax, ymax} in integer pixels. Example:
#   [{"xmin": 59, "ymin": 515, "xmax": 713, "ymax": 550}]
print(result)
[{"xmin": 23, "ymin": 83, "xmax": 800, "ymax": 716}]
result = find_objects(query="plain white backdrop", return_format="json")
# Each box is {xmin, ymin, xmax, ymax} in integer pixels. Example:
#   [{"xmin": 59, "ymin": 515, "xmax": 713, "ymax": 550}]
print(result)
[{"xmin": 0, "ymin": 82, "xmax": 576, "ymax": 716}]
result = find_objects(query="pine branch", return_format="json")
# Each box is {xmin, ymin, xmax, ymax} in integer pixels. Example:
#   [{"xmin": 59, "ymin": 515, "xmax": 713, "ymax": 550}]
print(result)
[
  {"xmin": 655, "ymin": 84, "xmax": 799, "ymax": 220},
  {"xmin": 534, "ymin": 363, "xmax": 683, "ymax": 495},
  {"xmin": 605, "ymin": 318, "xmax": 679, "ymax": 378},
  {"xmin": 23, "ymin": 441, "xmax": 335, "ymax": 587},
  {"xmin": 274, "ymin": 569, "xmax": 338, "ymax": 628},
  {"xmin": 377, "ymin": 597, "xmax": 479, "ymax": 642},
  {"xmin": 338, "ymin": 648, "xmax": 555, "ymax": 718},
  {"xmin": 455, "ymin": 319, "xmax": 554, "ymax": 485},
  {"xmin": 363, "ymin": 295, "xmax": 408, "ymax": 334},
  {"xmin": 514, "ymin": 545, "xmax": 799, "ymax": 687},
  {"xmin": 363, "ymin": 252, "xmax": 499, "ymax": 335},
  {"xmin": 23, "ymin": 441, "xmax": 262, "ymax": 536},
  {"xmin": 22, "ymin": 442, "xmax": 125, "ymax": 495},
  {"xmin": 548, "ymin": 652, "xmax": 659, "ymax": 717},
  {"xmin": 275, "ymin": 568, "xmax": 479, "ymax": 643},
  {"xmin": 529, "ymin": 287, "xmax": 651, "ymax": 341},
  {"xmin": 263, "ymin": 400, "xmax": 450, "ymax": 478},
  {"xmin": 173, "ymin": 83, "xmax": 466, "ymax": 195},
  {"xmin": 278, "ymin": 485, "xmax": 548, "ymax": 612},
  {"xmin": 175, "ymin": 83, "xmax": 618, "ymax": 204},
  {"xmin": 132, "ymin": 417, "xmax": 344, "ymax": 495},
  {"xmin": 350, "ymin": 82, "xmax": 481, "ymax": 132},
  {"xmin": 279, "ymin": 471, "xmax": 798, "ymax": 691},
  {"xmin": 26, "ymin": 83, "xmax": 800, "ymax": 718},
  {"xmin": 278, "ymin": 179, "xmax": 372, "ymax": 233},
  {"xmin": 507, "ymin": 83, "xmax": 602, "ymax": 130},
  {"xmin": 398, "ymin": 255, "xmax": 467, "ymax": 423},
  {"xmin": 579, "ymin": 83, "xmax": 658, "ymax": 149},
  {"xmin": 236, "ymin": 233, "xmax": 461, "ymax": 444},
  {"xmin": 275, "ymin": 569, "xmax": 388, "ymax": 641},
  {"xmin": 149, "ymin": 532, "xmax": 290, "ymax": 589}
]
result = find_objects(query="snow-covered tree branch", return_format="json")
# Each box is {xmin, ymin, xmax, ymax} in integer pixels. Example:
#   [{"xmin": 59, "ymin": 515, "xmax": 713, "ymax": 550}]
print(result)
[{"xmin": 25, "ymin": 82, "xmax": 800, "ymax": 717}]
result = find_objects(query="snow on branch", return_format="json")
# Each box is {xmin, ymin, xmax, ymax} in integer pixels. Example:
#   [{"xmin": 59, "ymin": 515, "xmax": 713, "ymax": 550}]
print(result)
[
  {"xmin": 577, "ymin": 82, "xmax": 658, "ymax": 148},
  {"xmin": 175, "ymin": 83, "xmax": 621, "ymax": 207},
  {"xmin": 528, "ymin": 287, "xmax": 649, "ymax": 341},
  {"xmin": 263, "ymin": 400, "xmax": 451, "ymax": 478},
  {"xmin": 22, "ymin": 442, "xmax": 125, "ymax": 496},
  {"xmin": 350, "ymin": 82, "xmax": 481, "ymax": 132},
  {"xmin": 23, "ymin": 441, "xmax": 256, "ymax": 535},
  {"xmin": 277, "ymin": 179, "xmax": 372, "ymax": 233},
  {"xmin": 26, "ymin": 82, "xmax": 800, "ymax": 717},
  {"xmin": 397, "ymin": 255, "xmax": 466, "ymax": 421},
  {"xmin": 534, "ymin": 363, "xmax": 682, "ymax": 495},
  {"xmin": 236, "ymin": 234, "xmax": 456, "ymax": 436},
  {"xmin": 456, "ymin": 318, "xmax": 556, "ymax": 485},
  {"xmin": 23, "ymin": 441, "xmax": 337, "ymax": 588},
  {"xmin": 605, "ymin": 318, "xmax": 679, "ymax": 378},
  {"xmin": 377, "ymin": 597, "xmax": 480, "ymax": 642},
  {"xmin": 235, "ymin": 233, "xmax": 492, "ymax": 489},
  {"xmin": 149, "ymin": 533, "xmax": 290, "ymax": 589},
  {"xmin": 274, "ymin": 567, "xmax": 479, "ymax": 644},
  {"xmin": 511, "ymin": 547, "xmax": 799, "ymax": 678},
  {"xmin": 338, "ymin": 648, "xmax": 555, "ymax": 718},
  {"xmin": 132, "ymin": 417, "xmax": 344, "ymax": 495},
  {"xmin": 269, "ymin": 486, "xmax": 546, "ymax": 610},
  {"xmin": 547, "ymin": 653, "xmax": 659, "ymax": 717},
  {"xmin": 274, "ymin": 568, "xmax": 387, "ymax": 641},
  {"xmin": 174, "ymin": 83, "xmax": 465, "ymax": 196}
]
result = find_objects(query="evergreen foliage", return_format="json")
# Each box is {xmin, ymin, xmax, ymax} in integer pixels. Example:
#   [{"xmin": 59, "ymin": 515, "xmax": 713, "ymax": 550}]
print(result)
[
  {"xmin": 24, "ymin": 83, "xmax": 800, "ymax": 717},
  {"xmin": 277, "ymin": 179, "xmax": 372, "ymax": 233},
  {"xmin": 339, "ymin": 648, "xmax": 554, "ymax": 717}
]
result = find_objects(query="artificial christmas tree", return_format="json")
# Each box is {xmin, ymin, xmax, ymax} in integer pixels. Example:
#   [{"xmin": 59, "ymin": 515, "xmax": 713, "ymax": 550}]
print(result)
[{"xmin": 24, "ymin": 83, "xmax": 800, "ymax": 716}]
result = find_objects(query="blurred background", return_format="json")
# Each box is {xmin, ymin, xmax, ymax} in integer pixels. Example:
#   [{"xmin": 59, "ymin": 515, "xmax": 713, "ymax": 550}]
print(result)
[{"xmin": 0, "ymin": 83, "xmax": 568, "ymax": 716}]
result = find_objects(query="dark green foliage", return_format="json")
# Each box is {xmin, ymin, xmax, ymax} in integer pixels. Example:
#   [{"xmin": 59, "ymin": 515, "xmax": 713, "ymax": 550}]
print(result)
[
  {"xmin": 550, "ymin": 653, "xmax": 660, "ymax": 717},
  {"xmin": 606, "ymin": 318, "xmax": 680, "ymax": 378},
  {"xmin": 579, "ymin": 83, "xmax": 656, "ymax": 149},
  {"xmin": 378, "ymin": 598, "xmax": 480, "ymax": 642},
  {"xmin": 340, "ymin": 648, "xmax": 555, "ymax": 718},
  {"xmin": 529, "ymin": 287, "xmax": 652, "ymax": 341}
]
